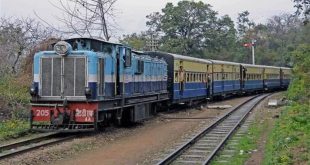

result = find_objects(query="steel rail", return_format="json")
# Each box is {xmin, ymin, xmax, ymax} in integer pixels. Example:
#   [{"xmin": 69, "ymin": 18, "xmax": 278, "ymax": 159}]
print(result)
[
  {"xmin": 157, "ymin": 94, "xmax": 269, "ymax": 165},
  {"xmin": 0, "ymin": 133, "xmax": 76, "ymax": 159},
  {"xmin": 202, "ymin": 94, "xmax": 269, "ymax": 164}
]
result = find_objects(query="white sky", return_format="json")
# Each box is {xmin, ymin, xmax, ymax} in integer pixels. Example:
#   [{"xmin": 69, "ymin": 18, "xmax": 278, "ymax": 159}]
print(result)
[{"xmin": 0, "ymin": 0, "xmax": 295, "ymax": 40}]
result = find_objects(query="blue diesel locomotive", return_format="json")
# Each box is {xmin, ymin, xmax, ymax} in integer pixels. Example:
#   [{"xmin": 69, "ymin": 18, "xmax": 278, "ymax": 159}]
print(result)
[
  {"xmin": 30, "ymin": 38, "xmax": 291, "ymax": 132},
  {"xmin": 30, "ymin": 38, "xmax": 168, "ymax": 131}
]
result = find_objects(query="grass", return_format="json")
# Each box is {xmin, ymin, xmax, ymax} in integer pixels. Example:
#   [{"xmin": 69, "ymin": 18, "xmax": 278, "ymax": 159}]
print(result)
[
  {"xmin": 0, "ymin": 74, "xmax": 31, "ymax": 140},
  {"xmin": 263, "ymin": 103, "xmax": 310, "ymax": 165},
  {"xmin": 0, "ymin": 119, "xmax": 29, "ymax": 141},
  {"xmin": 263, "ymin": 45, "xmax": 310, "ymax": 165},
  {"xmin": 211, "ymin": 112, "xmax": 266, "ymax": 165},
  {"xmin": 0, "ymin": 74, "xmax": 30, "ymax": 105}
]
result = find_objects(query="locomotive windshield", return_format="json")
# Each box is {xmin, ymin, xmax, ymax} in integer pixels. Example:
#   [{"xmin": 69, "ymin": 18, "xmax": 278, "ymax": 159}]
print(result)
[{"xmin": 65, "ymin": 38, "xmax": 113, "ymax": 53}]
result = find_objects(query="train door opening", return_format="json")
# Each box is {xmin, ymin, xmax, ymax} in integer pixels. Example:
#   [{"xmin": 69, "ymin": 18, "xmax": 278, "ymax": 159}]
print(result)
[
  {"xmin": 207, "ymin": 65, "xmax": 211, "ymax": 99},
  {"xmin": 233, "ymin": 66, "xmax": 236, "ymax": 90},
  {"xmin": 179, "ymin": 61, "xmax": 185, "ymax": 94},
  {"xmin": 221, "ymin": 65, "xmax": 224, "ymax": 93},
  {"xmin": 116, "ymin": 49, "xmax": 121, "ymax": 96},
  {"xmin": 262, "ymin": 68, "xmax": 266, "ymax": 90},
  {"xmin": 240, "ymin": 65, "xmax": 246, "ymax": 91},
  {"xmin": 280, "ymin": 68, "xmax": 284, "ymax": 88}
]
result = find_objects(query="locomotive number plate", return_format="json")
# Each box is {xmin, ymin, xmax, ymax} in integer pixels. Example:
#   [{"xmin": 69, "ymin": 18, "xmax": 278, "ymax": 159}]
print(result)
[
  {"xmin": 75, "ymin": 109, "xmax": 95, "ymax": 122},
  {"xmin": 32, "ymin": 107, "xmax": 51, "ymax": 121}
]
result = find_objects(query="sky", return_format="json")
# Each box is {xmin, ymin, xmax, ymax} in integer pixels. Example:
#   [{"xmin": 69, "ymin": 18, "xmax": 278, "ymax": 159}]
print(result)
[{"xmin": 0, "ymin": 0, "xmax": 296, "ymax": 40}]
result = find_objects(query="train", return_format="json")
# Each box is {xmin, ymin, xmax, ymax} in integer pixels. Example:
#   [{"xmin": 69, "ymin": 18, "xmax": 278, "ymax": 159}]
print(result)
[{"xmin": 29, "ymin": 38, "xmax": 291, "ymax": 132}]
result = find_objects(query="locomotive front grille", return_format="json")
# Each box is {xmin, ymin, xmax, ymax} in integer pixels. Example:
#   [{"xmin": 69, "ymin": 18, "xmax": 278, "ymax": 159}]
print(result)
[{"xmin": 40, "ymin": 56, "xmax": 86, "ymax": 97}]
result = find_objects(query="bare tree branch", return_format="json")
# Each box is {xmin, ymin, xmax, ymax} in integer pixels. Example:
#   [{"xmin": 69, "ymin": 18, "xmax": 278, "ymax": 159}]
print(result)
[{"xmin": 36, "ymin": 0, "xmax": 118, "ymax": 41}]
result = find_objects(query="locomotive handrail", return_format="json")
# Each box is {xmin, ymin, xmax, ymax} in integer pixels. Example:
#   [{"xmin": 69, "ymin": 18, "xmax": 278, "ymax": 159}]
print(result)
[{"xmin": 30, "ymin": 103, "xmax": 64, "ymax": 107}]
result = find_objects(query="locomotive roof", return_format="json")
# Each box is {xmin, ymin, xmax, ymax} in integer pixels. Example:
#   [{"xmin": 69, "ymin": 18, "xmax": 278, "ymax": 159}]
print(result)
[
  {"xmin": 280, "ymin": 67, "xmax": 292, "ymax": 70},
  {"xmin": 210, "ymin": 60, "xmax": 240, "ymax": 66},
  {"xmin": 64, "ymin": 37, "xmax": 123, "ymax": 46},
  {"xmin": 171, "ymin": 53, "xmax": 212, "ymax": 63},
  {"xmin": 149, "ymin": 51, "xmax": 212, "ymax": 64},
  {"xmin": 242, "ymin": 63, "xmax": 281, "ymax": 69}
]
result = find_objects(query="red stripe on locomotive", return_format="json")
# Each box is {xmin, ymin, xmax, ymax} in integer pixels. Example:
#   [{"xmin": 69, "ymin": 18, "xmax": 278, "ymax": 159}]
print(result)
[{"xmin": 32, "ymin": 103, "xmax": 98, "ymax": 123}]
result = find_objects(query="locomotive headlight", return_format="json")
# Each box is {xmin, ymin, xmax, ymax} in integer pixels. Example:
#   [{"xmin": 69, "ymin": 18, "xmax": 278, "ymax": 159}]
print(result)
[
  {"xmin": 85, "ymin": 87, "xmax": 92, "ymax": 96},
  {"xmin": 30, "ymin": 84, "xmax": 37, "ymax": 96},
  {"xmin": 54, "ymin": 41, "xmax": 72, "ymax": 56}
]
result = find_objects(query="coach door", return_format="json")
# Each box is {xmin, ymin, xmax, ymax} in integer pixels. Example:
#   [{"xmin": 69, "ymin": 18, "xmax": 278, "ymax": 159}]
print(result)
[
  {"xmin": 240, "ymin": 65, "xmax": 246, "ymax": 90},
  {"xmin": 221, "ymin": 65, "xmax": 225, "ymax": 92},
  {"xmin": 206, "ymin": 65, "xmax": 211, "ymax": 98},
  {"xmin": 179, "ymin": 61, "xmax": 185, "ymax": 94},
  {"xmin": 280, "ymin": 68, "xmax": 284, "ymax": 87},
  {"xmin": 262, "ymin": 68, "xmax": 266, "ymax": 89},
  {"xmin": 233, "ymin": 66, "xmax": 236, "ymax": 90}
]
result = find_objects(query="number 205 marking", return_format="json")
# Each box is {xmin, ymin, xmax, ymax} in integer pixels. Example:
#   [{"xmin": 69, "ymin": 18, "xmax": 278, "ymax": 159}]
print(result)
[{"xmin": 35, "ymin": 110, "xmax": 49, "ymax": 117}]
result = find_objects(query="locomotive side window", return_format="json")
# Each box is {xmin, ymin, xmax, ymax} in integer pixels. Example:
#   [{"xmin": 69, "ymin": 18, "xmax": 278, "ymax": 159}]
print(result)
[
  {"xmin": 102, "ymin": 44, "xmax": 112, "ymax": 54},
  {"xmin": 91, "ymin": 40, "xmax": 101, "ymax": 52},
  {"xmin": 136, "ymin": 60, "xmax": 144, "ymax": 74}
]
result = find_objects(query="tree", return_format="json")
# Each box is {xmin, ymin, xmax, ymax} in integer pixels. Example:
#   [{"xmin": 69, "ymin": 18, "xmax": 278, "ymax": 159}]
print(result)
[
  {"xmin": 237, "ymin": 11, "xmax": 255, "ymax": 37},
  {"xmin": 119, "ymin": 33, "xmax": 148, "ymax": 50},
  {"xmin": 161, "ymin": 1, "xmax": 219, "ymax": 55},
  {"xmin": 39, "ymin": 0, "xmax": 117, "ymax": 41},
  {"xmin": 293, "ymin": 0, "xmax": 310, "ymax": 24},
  {"xmin": 204, "ymin": 15, "xmax": 237, "ymax": 60},
  {"xmin": 0, "ymin": 17, "xmax": 56, "ymax": 74},
  {"xmin": 146, "ymin": 1, "xmax": 229, "ymax": 56},
  {"xmin": 146, "ymin": 12, "xmax": 162, "ymax": 34}
]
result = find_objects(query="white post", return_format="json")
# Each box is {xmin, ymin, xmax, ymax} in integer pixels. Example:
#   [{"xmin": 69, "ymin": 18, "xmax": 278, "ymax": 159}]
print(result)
[{"xmin": 251, "ymin": 39, "xmax": 256, "ymax": 65}]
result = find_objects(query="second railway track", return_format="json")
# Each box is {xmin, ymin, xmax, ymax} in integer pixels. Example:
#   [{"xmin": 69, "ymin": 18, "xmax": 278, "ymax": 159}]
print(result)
[
  {"xmin": 157, "ymin": 94, "xmax": 269, "ymax": 165},
  {"xmin": 0, "ymin": 132, "xmax": 76, "ymax": 160}
]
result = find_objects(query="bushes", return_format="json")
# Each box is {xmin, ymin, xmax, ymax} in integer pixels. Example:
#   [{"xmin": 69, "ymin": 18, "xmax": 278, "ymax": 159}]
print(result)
[
  {"xmin": 0, "ymin": 74, "xmax": 30, "ymax": 119},
  {"xmin": 263, "ymin": 44, "xmax": 310, "ymax": 164},
  {"xmin": 0, "ymin": 74, "xmax": 30, "ymax": 139},
  {"xmin": 0, "ymin": 74, "xmax": 30, "ymax": 104},
  {"xmin": 264, "ymin": 104, "xmax": 310, "ymax": 164},
  {"xmin": 0, "ymin": 119, "xmax": 29, "ymax": 140}
]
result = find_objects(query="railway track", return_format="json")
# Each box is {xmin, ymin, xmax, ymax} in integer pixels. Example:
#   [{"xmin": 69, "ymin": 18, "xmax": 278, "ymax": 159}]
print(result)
[
  {"xmin": 0, "ymin": 132, "xmax": 76, "ymax": 159},
  {"xmin": 157, "ymin": 94, "xmax": 269, "ymax": 165}
]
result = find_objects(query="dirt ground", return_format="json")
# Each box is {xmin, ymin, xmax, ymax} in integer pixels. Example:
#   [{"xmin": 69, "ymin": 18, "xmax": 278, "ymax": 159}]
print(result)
[
  {"xmin": 53, "ymin": 97, "xmax": 251, "ymax": 165},
  {"xmin": 0, "ymin": 96, "xmax": 251, "ymax": 165}
]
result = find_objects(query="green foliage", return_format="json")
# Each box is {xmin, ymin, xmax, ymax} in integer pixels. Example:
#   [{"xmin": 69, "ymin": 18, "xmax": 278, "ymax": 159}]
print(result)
[
  {"xmin": 120, "ymin": 1, "xmax": 309, "ymax": 67},
  {"xmin": 143, "ymin": 0, "xmax": 237, "ymax": 57},
  {"xmin": 237, "ymin": 10, "xmax": 255, "ymax": 37},
  {"xmin": 287, "ymin": 44, "xmax": 310, "ymax": 103},
  {"xmin": 264, "ymin": 104, "xmax": 310, "ymax": 165},
  {"xmin": 0, "ymin": 74, "xmax": 30, "ymax": 119},
  {"xmin": 264, "ymin": 44, "xmax": 310, "ymax": 165},
  {"xmin": 160, "ymin": 1, "xmax": 217, "ymax": 55},
  {"xmin": 0, "ymin": 75, "xmax": 30, "ymax": 104},
  {"xmin": 0, "ymin": 119, "xmax": 29, "ymax": 140},
  {"xmin": 119, "ymin": 33, "xmax": 148, "ymax": 50}
]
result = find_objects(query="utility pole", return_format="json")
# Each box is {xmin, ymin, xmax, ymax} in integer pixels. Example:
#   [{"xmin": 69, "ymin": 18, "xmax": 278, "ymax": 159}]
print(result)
[
  {"xmin": 251, "ymin": 39, "xmax": 256, "ymax": 65},
  {"xmin": 147, "ymin": 34, "xmax": 159, "ymax": 51}
]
